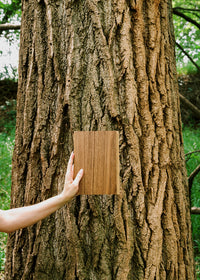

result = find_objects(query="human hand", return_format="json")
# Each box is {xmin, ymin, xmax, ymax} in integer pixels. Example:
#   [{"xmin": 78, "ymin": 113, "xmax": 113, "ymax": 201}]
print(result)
[{"xmin": 60, "ymin": 152, "xmax": 83, "ymax": 202}]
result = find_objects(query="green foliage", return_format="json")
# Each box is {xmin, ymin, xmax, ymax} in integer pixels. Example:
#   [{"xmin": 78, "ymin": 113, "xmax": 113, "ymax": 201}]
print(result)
[
  {"xmin": 0, "ymin": 130, "xmax": 15, "ymax": 211},
  {"xmin": 172, "ymin": 0, "xmax": 200, "ymax": 73},
  {"xmin": 0, "ymin": 0, "xmax": 21, "ymax": 24},
  {"xmin": 183, "ymin": 124, "xmax": 200, "ymax": 208},
  {"xmin": 0, "ymin": 119, "xmax": 15, "ymax": 273},
  {"xmin": 0, "ymin": 65, "xmax": 18, "ymax": 81},
  {"xmin": 0, "ymin": 0, "xmax": 21, "ymax": 47},
  {"xmin": 176, "ymin": 61, "xmax": 200, "ymax": 75},
  {"xmin": 0, "ymin": 232, "xmax": 7, "ymax": 272},
  {"xmin": 0, "ymin": 99, "xmax": 16, "ymax": 134},
  {"xmin": 183, "ymin": 123, "xmax": 200, "ymax": 279},
  {"xmin": 0, "ymin": 98, "xmax": 15, "ymax": 272}
]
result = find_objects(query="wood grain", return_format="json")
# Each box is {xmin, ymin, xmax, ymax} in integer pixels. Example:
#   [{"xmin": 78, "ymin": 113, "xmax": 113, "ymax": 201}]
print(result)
[{"xmin": 74, "ymin": 131, "xmax": 119, "ymax": 195}]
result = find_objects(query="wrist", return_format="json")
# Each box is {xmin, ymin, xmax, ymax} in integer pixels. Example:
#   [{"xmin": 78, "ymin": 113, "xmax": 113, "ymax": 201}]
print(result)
[{"xmin": 57, "ymin": 191, "xmax": 71, "ymax": 206}]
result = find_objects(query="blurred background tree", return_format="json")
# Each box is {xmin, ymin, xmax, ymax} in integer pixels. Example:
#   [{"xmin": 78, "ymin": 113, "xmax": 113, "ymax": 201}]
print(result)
[
  {"xmin": 0, "ymin": 0, "xmax": 21, "ymax": 80},
  {"xmin": 172, "ymin": 0, "xmax": 200, "ymax": 73}
]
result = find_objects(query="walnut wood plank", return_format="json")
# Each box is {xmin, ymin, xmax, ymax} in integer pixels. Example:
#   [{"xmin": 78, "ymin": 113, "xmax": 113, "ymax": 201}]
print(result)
[{"xmin": 73, "ymin": 131, "xmax": 119, "ymax": 195}]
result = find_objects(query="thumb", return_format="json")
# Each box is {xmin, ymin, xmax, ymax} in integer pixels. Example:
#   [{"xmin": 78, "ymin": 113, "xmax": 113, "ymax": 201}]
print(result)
[{"xmin": 73, "ymin": 169, "xmax": 84, "ymax": 186}]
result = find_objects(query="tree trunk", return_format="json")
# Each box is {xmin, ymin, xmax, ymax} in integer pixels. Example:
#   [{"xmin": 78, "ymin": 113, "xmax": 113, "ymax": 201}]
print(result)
[{"xmin": 5, "ymin": 0, "xmax": 196, "ymax": 279}]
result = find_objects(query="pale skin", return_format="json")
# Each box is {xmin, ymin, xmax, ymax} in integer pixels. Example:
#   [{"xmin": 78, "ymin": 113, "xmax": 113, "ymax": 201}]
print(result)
[{"xmin": 0, "ymin": 152, "xmax": 83, "ymax": 233}]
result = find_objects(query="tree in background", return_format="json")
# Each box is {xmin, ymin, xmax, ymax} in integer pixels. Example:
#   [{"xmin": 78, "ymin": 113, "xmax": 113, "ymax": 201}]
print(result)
[
  {"xmin": 0, "ymin": 0, "xmax": 21, "ymax": 23},
  {"xmin": 172, "ymin": 0, "xmax": 200, "ymax": 73},
  {"xmin": 4, "ymin": 0, "xmax": 196, "ymax": 279},
  {"xmin": 0, "ymin": 0, "xmax": 21, "ymax": 80}
]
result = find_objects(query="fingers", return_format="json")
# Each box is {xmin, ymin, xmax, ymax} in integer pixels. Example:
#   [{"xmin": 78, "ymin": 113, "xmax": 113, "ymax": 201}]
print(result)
[
  {"xmin": 66, "ymin": 152, "xmax": 74, "ymax": 178},
  {"xmin": 66, "ymin": 152, "xmax": 83, "ymax": 190},
  {"xmin": 67, "ymin": 152, "xmax": 74, "ymax": 171},
  {"xmin": 73, "ymin": 169, "xmax": 84, "ymax": 186}
]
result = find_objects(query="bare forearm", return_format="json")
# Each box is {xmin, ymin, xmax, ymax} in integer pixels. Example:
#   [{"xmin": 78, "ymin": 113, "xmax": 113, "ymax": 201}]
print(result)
[
  {"xmin": 0, "ymin": 152, "xmax": 83, "ymax": 233},
  {"xmin": 1, "ymin": 194, "xmax": 66, "ymax": 233}
]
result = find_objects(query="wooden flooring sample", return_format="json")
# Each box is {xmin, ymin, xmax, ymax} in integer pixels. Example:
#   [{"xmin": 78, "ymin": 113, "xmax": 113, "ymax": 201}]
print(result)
[{"xmin": 73, "ymin": 131, "xmax": 119, "ymax": 195}]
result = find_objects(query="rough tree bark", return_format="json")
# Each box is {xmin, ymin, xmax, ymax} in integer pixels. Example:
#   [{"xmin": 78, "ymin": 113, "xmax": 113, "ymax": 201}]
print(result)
[{"xmin": 5, "ymin": 0, "xmax": 196, "ymax": 279}]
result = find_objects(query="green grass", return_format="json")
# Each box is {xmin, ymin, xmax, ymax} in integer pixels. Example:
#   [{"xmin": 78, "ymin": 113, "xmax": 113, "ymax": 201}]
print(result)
[
  {"xmin": 182, "ymin": 123, "xmax": 200, "ymax": 279},
  {"xmin": 176, "ymin": 59, "xmax": 200, "ymax": 76},
  {"xmin": 0, "ymin": 99, "xmax": 16, "ymax": 273},
  {"xmin": 0, "ymin": 130, "xmax": 15, "ymax": 273},
  {"xmin": 177, "ymin": 64, "xmax": 199, "ymax": 76},
  {"xmin": 0, "ymin": 133, "xmax": 15, "ymax": 209}
]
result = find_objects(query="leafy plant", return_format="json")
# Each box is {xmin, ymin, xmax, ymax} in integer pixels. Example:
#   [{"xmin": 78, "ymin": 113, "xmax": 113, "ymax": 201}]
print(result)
[
  {"xmin": 0, "ymin": 0, "xmax": 21, "ymax": 25},
  {"xmin": 0, "ymin": 133, "xmax": 15, "ymax": 209},
  {"xmin": 173, "ymin": 0, "xmax": 200, "ymax": 73},
  {"xmin": 183, "ymin": 123, "xmax": 200, "ymax": 279},
  {"xmin": 0, "ymin": 126, "xmax": 15, "ymax": 274},
  {"xmin": 0, "ymin": 65, "xmax": 18, "ymax": 81},
  {"xmin": 0, "ymin": 232, "xmax": 7, "ymax": 272}
]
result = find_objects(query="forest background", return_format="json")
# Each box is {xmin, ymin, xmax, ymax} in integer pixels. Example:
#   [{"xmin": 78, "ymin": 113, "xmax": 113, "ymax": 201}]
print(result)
[{"xmin": 0, "ymin": 0, "xmax": 199, "ymax": 279}]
